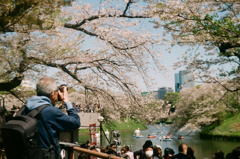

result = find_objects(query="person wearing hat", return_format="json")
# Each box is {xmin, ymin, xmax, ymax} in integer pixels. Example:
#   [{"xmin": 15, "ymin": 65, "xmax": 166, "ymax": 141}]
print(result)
[
  {"xmin": 154, "ymin": 145, "xmax": 163, "ymax": 159},
  {"xmin": 134, "ymin": 140, "xmax": 159, "ymax": 159}
]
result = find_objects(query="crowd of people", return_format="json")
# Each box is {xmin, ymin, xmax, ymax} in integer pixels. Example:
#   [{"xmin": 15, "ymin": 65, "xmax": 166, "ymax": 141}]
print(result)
[
  {"xmin": 72, "ymin": 103, "xmax": 103, "ymax": 113},
  {"xmin": 78, "ymin": 140, "xmax": 240, "ymax": 159}
]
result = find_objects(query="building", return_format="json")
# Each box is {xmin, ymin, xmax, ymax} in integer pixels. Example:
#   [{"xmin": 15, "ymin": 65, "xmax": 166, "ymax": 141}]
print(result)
[
  {"xmin": 141, "ymin": 91, "xmax": 158, "ymax": 99},
  {"xmin": 158, "ymin": 87, "xmax": 174, "ymax": 100},
  {"xmin": 175, "ymin": 70, "xmax": 195, "ymax": 92}
]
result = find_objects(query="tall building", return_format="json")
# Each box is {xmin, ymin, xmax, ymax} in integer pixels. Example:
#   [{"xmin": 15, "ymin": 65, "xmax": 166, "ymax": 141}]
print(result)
[
  {"xmin": 158, "ymin": 87, "xmax": 174, "ymax": 99},
  {"xmin": 175, "ymin": 70, "xmax": 195, "ymax": 92}
]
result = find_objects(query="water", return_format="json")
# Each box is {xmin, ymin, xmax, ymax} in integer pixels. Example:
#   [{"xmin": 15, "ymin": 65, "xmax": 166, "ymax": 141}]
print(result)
[{"xmin": 79, "ymin": 125, "xmax": 240, "ymax": 159}]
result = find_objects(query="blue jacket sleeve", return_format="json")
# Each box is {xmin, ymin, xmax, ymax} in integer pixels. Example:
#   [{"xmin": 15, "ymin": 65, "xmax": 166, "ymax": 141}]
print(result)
[{"xmin": 43, "ymin": 106, "xmax": 80, "ymax": 131}]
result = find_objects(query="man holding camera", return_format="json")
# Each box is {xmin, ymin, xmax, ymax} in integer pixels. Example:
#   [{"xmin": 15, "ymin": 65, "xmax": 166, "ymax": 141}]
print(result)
[{"xmin": 25, "ymin": 77, "xmax": 81, "ymax": 157}]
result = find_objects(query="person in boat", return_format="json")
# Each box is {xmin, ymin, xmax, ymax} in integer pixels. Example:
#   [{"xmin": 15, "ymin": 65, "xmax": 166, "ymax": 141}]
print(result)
[
  {"xmin": 134, "ymin": 140, "xmax": 159, "ymax": 159},
  {"xmin": 171, "ymin": 144, "xmax": 189, "ymax": 159}
]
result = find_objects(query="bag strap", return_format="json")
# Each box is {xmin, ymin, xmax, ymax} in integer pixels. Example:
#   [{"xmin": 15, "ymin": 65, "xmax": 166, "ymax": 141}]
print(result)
[
  {"xmin": 27, "ymin": 105, "xmax": 49, "ymax": 117},
  {"xmin": 39, "ymin": 113, "xmax": 59, "ymax": 155},
  {"xmin": 15, "ymin": 105, "xmax": 26, "ymax": 116},
  {"xmin": 15, "ymin": 104, "xmax": 49, "ymax": 117}
]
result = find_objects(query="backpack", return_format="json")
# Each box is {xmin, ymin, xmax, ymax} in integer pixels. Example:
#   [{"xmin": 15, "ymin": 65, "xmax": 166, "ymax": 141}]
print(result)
[
  {"xmin": 0, "ymin": 105, "xmax": 6, "ymax": 148},
  {"xmin": 1, "ymin": 105, "xmax": 59, "ymax": 159}
]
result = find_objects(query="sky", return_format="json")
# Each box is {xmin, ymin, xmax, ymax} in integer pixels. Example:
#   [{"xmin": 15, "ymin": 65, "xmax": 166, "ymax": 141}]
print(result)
[
  {"xmin": 25, "ymin": 0, "xmax": 195, "ymax": 92},
  {"xmin": 70, "ymin": 0, "xmax": 188, "ymax": 92},
  {"xmin": 79, "ymin": 20, "xmax": 187, "ymax": 92}
]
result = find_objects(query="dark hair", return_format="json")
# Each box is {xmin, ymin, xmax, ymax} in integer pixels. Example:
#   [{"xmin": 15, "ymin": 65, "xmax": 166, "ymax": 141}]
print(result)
[
  {"xmin": 121, "ymin": 147, "xmax": 127, "ymax": 153},
  {"xmin": 90, "ymin": 146, "xmax": 96, "ymax": 150},
  {"xmin": 110, "ymin": 143, "xmax": 116, "ymax": 148},
  {"xmin": 125, "ymin": 146, "xmax": 130, "ymax": 151},
  {"xmin": 142, "ymin": 140, "xmax": 153, "ymax": 150},
  {"xmin": 107, "ymin": 149, "xmax": 116, "ymax": 155},
  {"xmin": 100, "ymin": 146, "xmax": 106, "ymax": 153},
  {"xmin": 187, "ymin": 147, "xmax": 196, "ymax": 159},
  {"xmin": 229, "ymin": 147, "xmax": 240, "ymax": 159},
  {"xmin": 164, "ymin": 148, "xmax": 175, "ymax": 158},
  {"xmin": 214, "ymin": 150, "xmax": 224, "ymax": 159}
]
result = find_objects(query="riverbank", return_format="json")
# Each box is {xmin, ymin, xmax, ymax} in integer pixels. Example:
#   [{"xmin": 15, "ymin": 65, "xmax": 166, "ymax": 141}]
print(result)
[
  {"xmin": 79, "ymin": 118, "xmax": 148, "ymax": 135},
  {"xmin": 200, "ymin": 113, "xmax": 240, "ymax": 141}
]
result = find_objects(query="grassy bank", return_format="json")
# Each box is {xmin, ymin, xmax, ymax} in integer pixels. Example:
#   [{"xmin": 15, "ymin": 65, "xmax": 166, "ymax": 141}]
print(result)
[
  {"xmin": 79, "ymin": 118, "xmax": 148, "ymax": 135},
  {"xmin": 200, "ymin": 113, "xmax": 240, "ymax": 140}
]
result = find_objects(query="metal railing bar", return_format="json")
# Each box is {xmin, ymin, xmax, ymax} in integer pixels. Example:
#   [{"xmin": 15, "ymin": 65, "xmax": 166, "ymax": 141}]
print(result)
[{"xmin": 72, "ymin": 147, "xmax": 124, "ymax": 159}]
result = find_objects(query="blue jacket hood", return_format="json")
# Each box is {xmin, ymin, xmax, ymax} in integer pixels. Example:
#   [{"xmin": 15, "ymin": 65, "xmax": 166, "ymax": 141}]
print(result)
[{"xmin": 25, "ymin": 96, "xmax": 52, "ymax": 111}]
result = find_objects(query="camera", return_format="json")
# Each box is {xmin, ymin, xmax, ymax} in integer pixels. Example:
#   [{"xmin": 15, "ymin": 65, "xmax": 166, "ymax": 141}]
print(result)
[
  {"xmin": 58, "ymin": 84, "xmax": 68, "ymax": 92},
  {"xmin": 58, "ymin": 84, "xmax": 68, "ymax": 101},
  {"xmin": 113, "ymin": 139, "xmax": 121, "ymax": 145},
  {"xmin": 112, "ymin": 130, "xmax": 120, "ymax": 138}
]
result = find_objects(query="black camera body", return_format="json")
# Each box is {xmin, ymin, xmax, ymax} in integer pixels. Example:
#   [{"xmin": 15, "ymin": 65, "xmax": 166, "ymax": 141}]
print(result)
[
  {"xmin": 58, "ymin": 84, "xmax": 68, "ymax": 101},
  {"xmin": 58, "ymin": 84, "xmax": 68, "ymax": 92}
]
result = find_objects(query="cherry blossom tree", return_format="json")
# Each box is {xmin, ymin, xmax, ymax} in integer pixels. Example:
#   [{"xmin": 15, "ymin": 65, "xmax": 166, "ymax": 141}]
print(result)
[
  {"xmin": 169, "ymin": 80, "xmax": 240, "ymax": 134},
  {"xmin": 150, "ymin": 0, "xmax": 240, "ymax": 87},
  {"xmin": 0, "ymin": 0, "xmax": 167, "ymax": 121}
]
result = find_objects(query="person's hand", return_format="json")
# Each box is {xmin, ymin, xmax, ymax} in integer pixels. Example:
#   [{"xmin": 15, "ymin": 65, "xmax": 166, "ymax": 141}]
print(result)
[
  {"xmin": 61, "ymin": 86, "xmax": 69, "ymax": 104},
  {"xmin": 57, "ymin": 86, "xmax": 69, "ymax": 104}
]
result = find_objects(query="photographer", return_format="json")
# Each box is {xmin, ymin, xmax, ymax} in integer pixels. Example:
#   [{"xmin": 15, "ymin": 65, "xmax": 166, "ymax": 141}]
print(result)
[{"xmin": 25, "ymin": 77, "xmax": 81, "ymax": 158}]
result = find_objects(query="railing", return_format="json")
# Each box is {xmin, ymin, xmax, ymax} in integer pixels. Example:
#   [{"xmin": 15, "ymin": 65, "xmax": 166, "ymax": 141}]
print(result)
[{"xmin": 60, "ymin": 142, "xmax": 124, "ymax": 159}]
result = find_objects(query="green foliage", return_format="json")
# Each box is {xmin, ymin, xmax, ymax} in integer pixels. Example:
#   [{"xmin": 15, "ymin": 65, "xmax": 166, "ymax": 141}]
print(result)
[
  {"xmin": 78, "ymin": 118, "xmax": 148, "ymax": 135},
  {"xmin": 0, "ymin": 0, "xmax": 70, "ymax": 32},
  {"xmin": 202, "ymin": 113, "xmax": 240, "ymax": 136},
  {"xmin": 201, "ymin": 123, "xmax": 219, "ymax": 134},
  {"xmin": 224, "ymin": 92, "xmax": 240, "ymax": 112},
  {"xmin": 196, "ymin": 85, "xmax": 201, "ymax": 89},
  {"xmin": 103, "ymin": 118, "xmax": 147, "ymax": 132},
  {"xmin": 164, "ymin": 92, "xmax": 179, "ymax": 105}
]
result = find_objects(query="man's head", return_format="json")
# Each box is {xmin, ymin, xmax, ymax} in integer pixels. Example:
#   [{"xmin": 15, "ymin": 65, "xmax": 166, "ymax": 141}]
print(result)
[
  {"xmin": 178, "ymin": 144, "xmax": 188, "ymax": 154},
  {"xmin": 125, "ymin": 145, "xmax": 130, "ymax": 151},
  {"xmin": 164, "ymin": 148, "xmax": 175, "ymax": 158},
  {"xmin": 36, "ymin": 77, "xmax": 59, "ymax": 104}
]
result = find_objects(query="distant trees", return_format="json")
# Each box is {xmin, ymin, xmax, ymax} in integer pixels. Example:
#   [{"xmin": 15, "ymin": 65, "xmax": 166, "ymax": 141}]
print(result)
[
  {"xmin": 169, "ymin": 81, "xmax": 240, "ymax": 134},
  {"xmin": 164, "ymin": 92, "xmax": 179, "ymax": 106},
  {"xmin": 149, "ymin": 0, "xmax": 240, "ymax": 132}
]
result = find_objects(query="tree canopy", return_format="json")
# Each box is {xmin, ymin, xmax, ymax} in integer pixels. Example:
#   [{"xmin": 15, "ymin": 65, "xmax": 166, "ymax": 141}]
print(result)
[
  {"xmin": 1, "ymin": 0, "xmax": 240, "ymax": 124},
  {"xmin": 0, "ymin": 0, "xmax": 165, "ymax": 120},
  {"xmin": 151, "ymin": 0, "xmax": 240, "ymax": 84}
]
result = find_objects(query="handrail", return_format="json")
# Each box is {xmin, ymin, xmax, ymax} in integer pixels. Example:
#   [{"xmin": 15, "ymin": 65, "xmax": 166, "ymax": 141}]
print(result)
[{"xmin": 70, "ymin": 146, "xmax": 124, "ymax": 159}]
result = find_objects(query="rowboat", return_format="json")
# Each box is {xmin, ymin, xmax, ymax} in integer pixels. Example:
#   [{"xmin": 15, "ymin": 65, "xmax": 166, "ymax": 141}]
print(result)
[
  {"xmin": 147, "ymin": 133, "xmax": 156, "ymax": 138},
  {"xmin": 160, "ymin": 135, "xmax": 172, "ymax": 142},
  {"xmin": 135, "ymin": 135, "xmax": 144, "ymax": 138}
]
